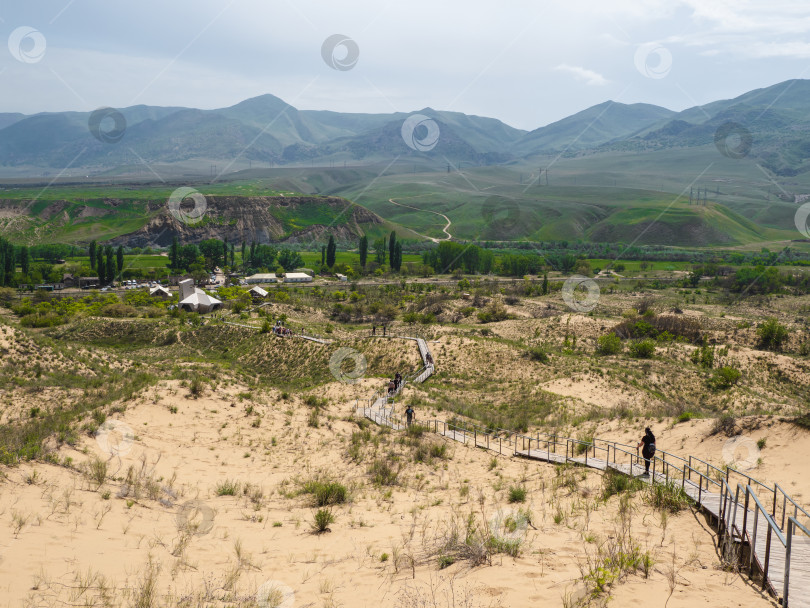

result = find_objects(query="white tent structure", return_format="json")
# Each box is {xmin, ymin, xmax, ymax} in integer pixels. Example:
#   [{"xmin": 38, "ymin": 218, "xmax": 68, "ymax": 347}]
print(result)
[
  {"xmin": 149, "ymin": 285, "xmax": 171, "ymax": 299},
  {"xmin": 249, "ymin": 286, "xmax": 268, "ymax": 300},
  {"xmin": 178, "ymin": 278, "xmax": 222, "ymax": 313}
]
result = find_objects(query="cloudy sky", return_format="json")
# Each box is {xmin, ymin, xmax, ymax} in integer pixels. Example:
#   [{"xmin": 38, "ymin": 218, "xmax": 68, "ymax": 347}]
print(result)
[{"xmin": 2, "ymin": 0, "xmax": 810, "ymax": 130}]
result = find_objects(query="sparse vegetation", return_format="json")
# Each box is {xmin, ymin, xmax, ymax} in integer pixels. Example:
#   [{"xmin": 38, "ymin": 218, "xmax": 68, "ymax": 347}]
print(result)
[{"xmin": 311, "ymin": 508, "xmax": 335, "ymax": 534}]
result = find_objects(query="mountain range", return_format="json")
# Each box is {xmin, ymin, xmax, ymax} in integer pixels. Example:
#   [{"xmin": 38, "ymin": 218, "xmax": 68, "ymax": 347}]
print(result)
[{"xmin": 2, "ymin": 79, "xmax": 810, "ymax": 176}]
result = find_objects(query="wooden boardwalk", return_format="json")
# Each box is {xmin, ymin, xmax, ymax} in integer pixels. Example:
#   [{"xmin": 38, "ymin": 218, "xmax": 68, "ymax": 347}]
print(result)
[
  {"xmin": 359, "ymin": 336, "xmax": 434, "ymax": 429},
  {"xmin": 358, "ymin": 339, "xmax": 810, "ymax": 605}
]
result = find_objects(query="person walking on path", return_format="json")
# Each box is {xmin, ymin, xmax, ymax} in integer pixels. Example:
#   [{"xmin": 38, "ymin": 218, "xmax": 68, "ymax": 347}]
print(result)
[
  {"xmin": 372, "ymin": 325, "xmax": 376, "ymax": 336},
  {"xmin": 637, "ymin": 427, "xmax": 656, "ymax": 476},
  {"xmin": 382, "ymin": 325, "xmax": 386, "ymax": 337},
  {"xmin": 405, "ymin": 405, "xmax": 415, "ymax": 427}
]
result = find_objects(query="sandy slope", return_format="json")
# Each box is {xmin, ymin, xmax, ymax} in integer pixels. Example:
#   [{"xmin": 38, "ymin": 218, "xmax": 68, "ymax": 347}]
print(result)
[{"xmin": 0, "ymin": 377, "xmax": 779, "ymax": 608}]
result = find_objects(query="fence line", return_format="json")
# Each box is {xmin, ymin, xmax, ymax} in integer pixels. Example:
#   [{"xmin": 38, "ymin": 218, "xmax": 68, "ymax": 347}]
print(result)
[{"xmin": 359, "ymin": 356, "xmax": 809, "ymax": 606}]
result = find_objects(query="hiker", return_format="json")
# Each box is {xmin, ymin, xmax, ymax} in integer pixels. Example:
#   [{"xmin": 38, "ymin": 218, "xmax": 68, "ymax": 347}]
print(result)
[
  {"xmin": 426, "ymin": 353, "xmax": 433, "ymax": 366},
  {"xmin": 637, "ymin": 427, "xmax": 656, "ymax": 476},
  {"xmin": 395, "ymin": 372, "xmax": 402, "ymax": 389},
  {"xmin": 382, "ymin": 325, "xmax": 386, "ymax": 337},
  {"xmin": 388, "ymin": 379, "xmax": 396, "ymax": 396},
  {"xmin": 372, "ymin": 325, "xmax": 376, "ymax": 336},
  {"xmin": 405, "ymin": 405, "xmax": 415, "ymax": 427}
]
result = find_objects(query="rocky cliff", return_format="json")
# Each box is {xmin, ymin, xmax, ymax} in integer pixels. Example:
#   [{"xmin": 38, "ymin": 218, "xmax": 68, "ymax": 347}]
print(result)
[{"xmin": 113, "ymin": 195, "xmax": 383, "ymax": 247}]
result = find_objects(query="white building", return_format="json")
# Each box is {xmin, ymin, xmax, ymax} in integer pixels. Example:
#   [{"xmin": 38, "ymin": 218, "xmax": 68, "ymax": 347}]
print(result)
[
  {"xmin": 249, "ymin": 286, "xmax": 268, "ymax": 300},
  {"xmin": 246, "ymin": 273, "xmax": 277, "ymax": 284},
  {"xmin": 283, "ymin": 272, "xmax": 313, "ymax": 283},
  {"xmin": 336, "ymin": 273, "xmax": 348, "ymax": 282},
  {"xmin": 178, "ymin": 278, "xmax": 222, "ymax": 313}
]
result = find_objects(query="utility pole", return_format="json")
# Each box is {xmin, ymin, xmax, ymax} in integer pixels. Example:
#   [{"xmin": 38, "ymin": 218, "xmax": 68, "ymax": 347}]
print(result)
[{"xmin": 689, "ymin": 187, "xmax": 693, "ymax": 205}]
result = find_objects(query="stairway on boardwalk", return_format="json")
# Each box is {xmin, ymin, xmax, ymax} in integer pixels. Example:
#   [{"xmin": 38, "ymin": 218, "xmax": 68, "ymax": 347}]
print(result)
[{"xmin": 358, "ymin": 336, "xmax": 434, "ymax": 430}]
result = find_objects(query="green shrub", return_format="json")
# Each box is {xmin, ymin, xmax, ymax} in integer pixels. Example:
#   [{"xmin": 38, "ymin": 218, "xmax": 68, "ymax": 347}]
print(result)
[
  {"xmin": 628, "ymin": 339, "xmax": 656, "ymax": 359},
  {"xmin": 690, "ymin": 344, "xmax": 715, "ymax": 368},
  {"xmin": 596, "ymin": 333, "xmax": 622, "ymax": 356},
  {"xmin": 527, "ymin": 346, "xmax": 549, "ymax": 363},
  {"xmin": 645, "ymin": 481, "xmax": 693, "ymax": 513},
  {"xmin": 712, "ymin": 413, "xmax": 737, "ymax": 437},
  {"xmin": 302, "ymin": 480, "xmax": 347, "ymax": 507},
  {"xmin": 98, "ymin": 303, "xmax": 138, "ymax": 318},
  {"xmin": 757, "ymin": 318, "xmax": 788, "ymax": 351},
  {"xmin": 602, "ymin": 468, "xmax": 643, "ymax": 500},
  {"xmin": 216, "ymin": 479, "xmax": 240, "ymax": 496},
  {"xmin": 20, "ymin": 312, "xmax": 66, "ymax": 327},
  {"xmin": 710, "ymin": 366, "xmax": 741, "ymax": 389},
  {"xmin": 507, "ymin": 486, "xmax": 527, "ymax": 503},
  {"xmin": 368, "ymin": 459, "xmax": 399, "ymax": 486},
  {"xmin": 189, "ymin": 376, "xmax": 205, "ymax": 398},
  {"xmin": 311, "ymin": 508, "xmax": 335, "ymax": 534}
]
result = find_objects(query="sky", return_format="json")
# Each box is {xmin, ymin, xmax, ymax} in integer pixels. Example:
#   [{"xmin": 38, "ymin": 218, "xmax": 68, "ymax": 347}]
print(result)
[{"xmin": 2, "ymin": 0, "xmax": 810, "ymax": 131}]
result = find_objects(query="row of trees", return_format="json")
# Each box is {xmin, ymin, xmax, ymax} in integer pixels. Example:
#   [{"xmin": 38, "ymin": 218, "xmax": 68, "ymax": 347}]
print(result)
[
  {"xmin": 352, "ymin": 232, "xmax": 402, "ymax": 271},
  {"xmin": 88, "ymin": 241, "xmax": 124, "ymax": 284}
]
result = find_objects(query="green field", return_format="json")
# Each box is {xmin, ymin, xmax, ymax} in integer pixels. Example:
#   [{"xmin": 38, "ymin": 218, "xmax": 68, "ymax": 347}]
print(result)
[
  {"xmin": 3, "ymin": 144, "xmax": 810, "ymax": 249},
  {"xmin": 64, "ymin": 255, "xmax": 170, "ymax": 269}
]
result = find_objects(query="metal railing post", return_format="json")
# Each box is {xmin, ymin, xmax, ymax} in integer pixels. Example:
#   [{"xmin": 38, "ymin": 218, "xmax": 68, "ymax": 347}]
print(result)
[
  {"xmin": 762, "ymin": 521, "xmax": 772, "ymax": 590},
  {"xmin": 784, "ymin": 519, "xmax": 793, "ymax": 607},
  {"xmin": 749, "ymin": 506, "xmax": 758, "ymax": 576}
]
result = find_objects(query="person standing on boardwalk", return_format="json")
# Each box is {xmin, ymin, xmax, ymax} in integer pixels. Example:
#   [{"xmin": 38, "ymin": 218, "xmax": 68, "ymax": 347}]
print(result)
[
  {"xmin": 372, "ymin": 325, "xmax": 376, "ymax": 336},
  {"xmin": 405, "ymin": 405, "xmax": 415, "ymax": 427},
  {"xmin": 382, "ymin": 325, "xmax": 386, "ymax": 337},
  {"xmin": 637, "ymin": 427, "xmax": 656, "ymax": 476}
]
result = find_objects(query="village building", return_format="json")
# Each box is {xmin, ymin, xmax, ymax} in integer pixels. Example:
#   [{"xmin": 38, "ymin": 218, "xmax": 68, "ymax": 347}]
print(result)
[
  {"xmin": 283, "ymin": 272, "xmax": 313, "ymax": 283},
  {"xmin": 245, "ymin": 273, "xmax": 277, "ymax": 284},
  {"xmin": 149, "ymin": 285, "xmax": 171, "ymax": 299},
  {"xmin": 248, "ymin": 286, "xmax": 268, "ymax": 301},
  {"xmin": 177, "ymin": 279, "xmax": 222, "ymax": 313}
]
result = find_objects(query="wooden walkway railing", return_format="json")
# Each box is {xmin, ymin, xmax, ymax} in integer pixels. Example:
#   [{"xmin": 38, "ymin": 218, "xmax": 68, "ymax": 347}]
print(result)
[
  {"xmin": 362, "ymin": 391, "xmax": 810, "ymax": 605},
  {"xmin": 357, "ymin": 336, "xmax": 435, "ymax": 429}
]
